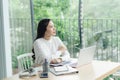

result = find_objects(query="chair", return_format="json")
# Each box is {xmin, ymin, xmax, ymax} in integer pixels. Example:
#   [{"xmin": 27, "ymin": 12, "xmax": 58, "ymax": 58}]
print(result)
[
  {"xmin": 112, "ymin": 71, "xmax": 120, "ymax": 80},
  {"xmin": 17, "ymin": 53, "xmax": 34, "ymax": 72}
]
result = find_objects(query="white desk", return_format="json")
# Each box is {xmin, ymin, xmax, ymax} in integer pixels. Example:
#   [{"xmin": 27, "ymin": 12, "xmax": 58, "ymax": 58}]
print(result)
[{"xmin": 3, "ymin": 60, "xmax": 120, "ymax": 80}]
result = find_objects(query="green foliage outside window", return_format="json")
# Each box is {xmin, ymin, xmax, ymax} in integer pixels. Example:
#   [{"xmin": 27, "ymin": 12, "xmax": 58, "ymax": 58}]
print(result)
[{"xmin": 33, "ymin": 0, "xmax": 80, "ymax": 58}]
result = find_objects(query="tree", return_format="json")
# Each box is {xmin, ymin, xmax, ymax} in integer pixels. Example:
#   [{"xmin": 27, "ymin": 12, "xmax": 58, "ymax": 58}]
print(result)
[{"xmin": 33, "ymin": 0, "xmax": 80, "ymax": 57}]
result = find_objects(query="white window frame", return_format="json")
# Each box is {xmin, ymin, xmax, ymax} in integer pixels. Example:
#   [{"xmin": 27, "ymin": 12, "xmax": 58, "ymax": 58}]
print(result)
[{"xmin": 0, "ymin": 0, "xmax": 12, "ymax": 79}]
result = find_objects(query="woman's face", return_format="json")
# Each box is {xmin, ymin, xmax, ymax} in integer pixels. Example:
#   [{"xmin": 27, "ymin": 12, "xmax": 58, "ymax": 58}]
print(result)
[{"xmin": 45, "ymin": 20, "xmax": 56, "ymax": 37}]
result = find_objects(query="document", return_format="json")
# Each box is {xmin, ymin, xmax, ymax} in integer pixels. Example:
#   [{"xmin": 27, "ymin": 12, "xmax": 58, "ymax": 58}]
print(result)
[
  {"xmin": 50, "ymin": 61, "xmax": 71, "ymax": 67},
  {"xmin": 50, "ymin": 65, "xmax": 78, "ymax": 76},
  {"xmin": 54, "ymin": 65, "xmax": 68, "ymax": 72}
]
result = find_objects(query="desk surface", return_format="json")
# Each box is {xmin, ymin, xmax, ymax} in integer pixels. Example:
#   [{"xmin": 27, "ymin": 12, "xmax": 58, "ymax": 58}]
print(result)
[{"xmin": 3, "ymin": 60, "xmax": 120, "ymax": 80}]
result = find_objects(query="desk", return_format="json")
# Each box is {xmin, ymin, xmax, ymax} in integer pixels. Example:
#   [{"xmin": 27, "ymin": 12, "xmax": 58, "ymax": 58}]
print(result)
[{"xmin": 3, "ymin": 60, "xmax": 120, "ymax": 80}]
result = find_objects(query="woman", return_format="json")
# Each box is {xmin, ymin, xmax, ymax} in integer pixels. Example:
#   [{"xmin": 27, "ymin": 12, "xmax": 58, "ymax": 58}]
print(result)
[{"xmin": 32, "ymin": 19, "xmax": 70, "ymax": 65}]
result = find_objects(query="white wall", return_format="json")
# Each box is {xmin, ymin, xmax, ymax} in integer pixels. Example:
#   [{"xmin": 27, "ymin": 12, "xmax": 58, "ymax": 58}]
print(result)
[{"xmin": 0, "ymin": 0, "xmax": 12, "ymax": 79}]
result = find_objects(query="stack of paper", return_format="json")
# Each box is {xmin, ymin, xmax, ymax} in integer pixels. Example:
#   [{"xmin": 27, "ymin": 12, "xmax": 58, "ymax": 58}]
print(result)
[
  {"xmin": 50, "ymin": 65, "xmax": 78, "ymax": 76},
  {"xmin": 19, "ymin": 68, "xmax": 37, "ymax": 78},
  {"xmin": 50, "ymin": 61, "xmax": 71, "ymax": 67},
  {"xmin": 54, "ymin": 66, "xmax": 68, "ymax": 72}
]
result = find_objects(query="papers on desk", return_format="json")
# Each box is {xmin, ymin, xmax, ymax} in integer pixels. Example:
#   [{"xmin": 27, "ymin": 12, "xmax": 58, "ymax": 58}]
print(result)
[
  {"xmin": 19, "ymin": 71, "xmax": 37, "ymax": 78},
  {"xmin": 50, "ymin": 61, "xmax": 71, "ymax": 67},
  {"xmin": 19, "ymin": 68, "xmax": 37, "ymax": 78},
  {"xmin": 50, "ymin": 65, "xmax": 78, "ymax": 76},
  {"xmin": 54, "ymin": 65, "xmax": 69, "ymax": 72}
]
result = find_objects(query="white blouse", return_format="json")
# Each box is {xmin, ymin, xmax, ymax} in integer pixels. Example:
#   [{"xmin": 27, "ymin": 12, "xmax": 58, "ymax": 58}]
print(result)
[{"xmin": 33, "ymin": 36, "xmax": 70, "ymax": 64}]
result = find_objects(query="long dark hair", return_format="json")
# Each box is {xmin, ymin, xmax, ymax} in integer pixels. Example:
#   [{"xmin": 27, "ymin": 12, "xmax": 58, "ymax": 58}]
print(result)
[{"xmin": 32, "ymin": 18, "xmax": 51, "ymax": 60}]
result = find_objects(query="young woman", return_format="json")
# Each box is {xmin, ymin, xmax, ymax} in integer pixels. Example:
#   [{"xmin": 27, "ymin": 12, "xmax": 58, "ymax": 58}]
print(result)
[{"xmin": 32, "ymin": 19, "xmax": 70, "ymax": 65}]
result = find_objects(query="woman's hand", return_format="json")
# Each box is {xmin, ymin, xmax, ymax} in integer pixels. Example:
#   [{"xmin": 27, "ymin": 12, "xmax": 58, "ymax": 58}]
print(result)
[
  {"xmin": 50, "ymin": 58, "xmax": 62, "ymax": 64},
  {"xmin": 50, "ymin": 45, "xmax": 67, "ymax": 64}
]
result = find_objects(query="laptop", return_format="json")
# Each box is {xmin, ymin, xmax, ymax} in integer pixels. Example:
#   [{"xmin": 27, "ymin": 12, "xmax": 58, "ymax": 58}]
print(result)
[{"xmin": 69, "ymin": 45, "xmax": 96, "ymax": 68}]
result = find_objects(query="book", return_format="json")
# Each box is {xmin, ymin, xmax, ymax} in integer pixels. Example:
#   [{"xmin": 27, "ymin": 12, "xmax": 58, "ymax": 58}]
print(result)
[
  {"xmin": 50, "ymin": 65, "xmax": 78, "ymax": 76},
  {"xmin": 50, "ymin": 61, "xmax": 71, "ymax": 67},
  {"xmin": 54, "ymin": 65, "xmax": 69, "ymax": 72}
]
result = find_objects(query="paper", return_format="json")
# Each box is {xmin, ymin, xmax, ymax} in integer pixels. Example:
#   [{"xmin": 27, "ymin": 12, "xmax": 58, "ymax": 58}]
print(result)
[
  {"xmin": 50, "ymin": 66, "xmax": 79, "ymax": 76},
  {"xmin": 54, "ymin": 66, "xmax": 68, "ymax": 72},
  {"xmin": 50, "ymin": 61, "xmax": 71, "ymax": 67}
]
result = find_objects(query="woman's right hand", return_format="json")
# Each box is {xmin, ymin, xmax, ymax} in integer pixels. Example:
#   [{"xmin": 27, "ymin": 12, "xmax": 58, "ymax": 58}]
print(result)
[{"xmin": 50, "ymin": 58, "xmax": 62, "ymax": 64}]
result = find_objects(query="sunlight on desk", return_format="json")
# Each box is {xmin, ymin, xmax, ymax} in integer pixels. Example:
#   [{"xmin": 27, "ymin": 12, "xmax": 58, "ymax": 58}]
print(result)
[
  {"xmin": 3, "ymin": 60, "xmax": 120, "ymax": 80},
  {"xmin": 92, "ymin": 60, "xmax": 120, "ymax": 80},
  {"xmin": 77, "ymin": 63, "xmax": 95, "ymax": 80}
]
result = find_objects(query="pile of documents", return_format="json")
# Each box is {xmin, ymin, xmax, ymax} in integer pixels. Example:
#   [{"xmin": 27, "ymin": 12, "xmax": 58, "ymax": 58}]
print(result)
[{"xmin": 50, "ymin": 65, "xmax": 78, "ymax": 76}]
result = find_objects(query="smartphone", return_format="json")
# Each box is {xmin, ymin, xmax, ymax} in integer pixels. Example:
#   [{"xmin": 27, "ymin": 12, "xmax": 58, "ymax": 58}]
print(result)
[{"xmin": 40, "ymin": 72, "xmax": 48, "ymax": 78}]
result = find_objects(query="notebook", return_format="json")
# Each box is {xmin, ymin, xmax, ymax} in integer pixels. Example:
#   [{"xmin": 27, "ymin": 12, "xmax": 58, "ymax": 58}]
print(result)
[
  {"xmin": 50, "ymin": 65, "xmax": 78, "ymax": 76},
  {"xmin": 70, "ymin": 45, "xmax": 96, "ymax": 68},
  {"xmin": 53, "ymin": 65, "xmax": 69, "ymax": 72}
]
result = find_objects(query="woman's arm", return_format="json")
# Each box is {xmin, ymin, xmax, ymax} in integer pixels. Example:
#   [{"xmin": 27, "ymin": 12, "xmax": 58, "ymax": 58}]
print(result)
[
  {"xmin": 51, "ymin": 49, "xmax": 70, "ymax": 64},
  {"xmin": 51, "ymin": 37, "xmax": 70, "ymax": 64},
  {"xmin": 58, "ymin": 45, "xmax": 67, "ymax": 53}
]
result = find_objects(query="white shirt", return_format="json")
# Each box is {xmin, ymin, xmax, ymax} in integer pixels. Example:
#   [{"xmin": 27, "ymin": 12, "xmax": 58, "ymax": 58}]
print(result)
[{"xmin": 34, "ymin": 36, "xmax": 70, "ymax": 64}]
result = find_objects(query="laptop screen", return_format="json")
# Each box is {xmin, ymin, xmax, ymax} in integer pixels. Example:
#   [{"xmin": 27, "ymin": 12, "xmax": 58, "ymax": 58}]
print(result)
[{"xmin": 77, "ymin": 45, "xmax": 96, "ymax": 67}]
